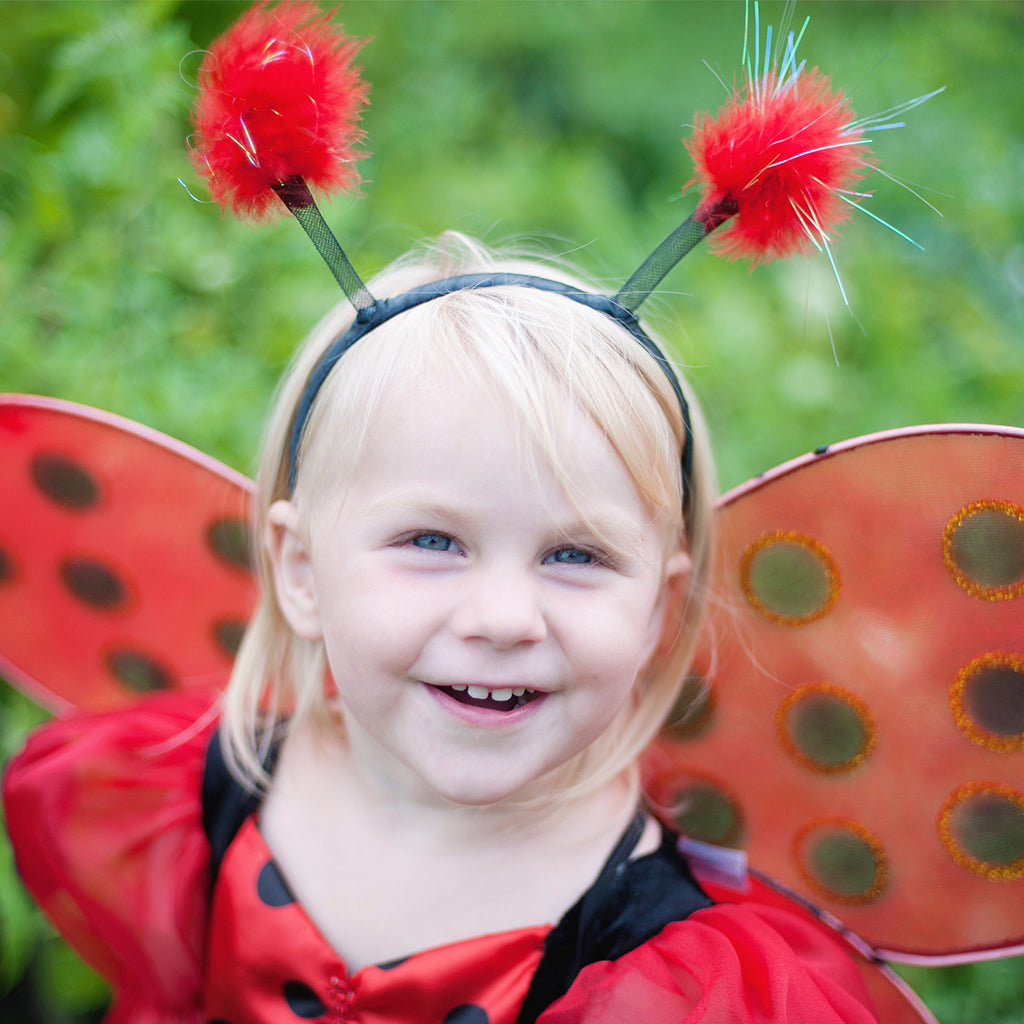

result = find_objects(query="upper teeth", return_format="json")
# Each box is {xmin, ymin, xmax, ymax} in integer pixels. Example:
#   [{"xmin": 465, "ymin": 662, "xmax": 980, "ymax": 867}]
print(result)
[{"xmin": 450, "ymin": 684, "xmax": 528, "ymax": 701}]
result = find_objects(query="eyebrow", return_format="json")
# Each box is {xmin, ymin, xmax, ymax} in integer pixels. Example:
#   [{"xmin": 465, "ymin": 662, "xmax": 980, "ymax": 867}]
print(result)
[{"xmin": 362, "ymin": 494, "xmax": 471, "ymax": 526}]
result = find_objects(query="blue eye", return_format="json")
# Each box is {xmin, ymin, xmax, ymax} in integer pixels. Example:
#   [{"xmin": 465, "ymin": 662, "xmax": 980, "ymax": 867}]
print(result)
[
  {"xmin": 545, "ymin": 547, "xmax": 595, "ymax": 565},
  {"xmin": 411, "ymin": 532, "xmax": 454, "ymax": 551}
]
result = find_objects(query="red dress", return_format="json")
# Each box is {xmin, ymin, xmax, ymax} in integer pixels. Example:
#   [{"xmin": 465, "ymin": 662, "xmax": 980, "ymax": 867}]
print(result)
[{"xmin": 3, "ymin": 691, "xmax": 879, "ymax": 1024}]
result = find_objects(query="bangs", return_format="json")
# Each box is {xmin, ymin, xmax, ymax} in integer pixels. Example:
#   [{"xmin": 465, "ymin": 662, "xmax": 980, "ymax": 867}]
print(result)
[{"xmin": 297, "ymin": 284, "xmax": 685, "ymax": 539}]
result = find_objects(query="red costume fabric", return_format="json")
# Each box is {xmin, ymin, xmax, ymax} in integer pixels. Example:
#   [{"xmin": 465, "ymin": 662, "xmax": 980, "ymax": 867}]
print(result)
[{"xmin": 3, "ymin": 691, "xmax": 878, "ymax": 1024}]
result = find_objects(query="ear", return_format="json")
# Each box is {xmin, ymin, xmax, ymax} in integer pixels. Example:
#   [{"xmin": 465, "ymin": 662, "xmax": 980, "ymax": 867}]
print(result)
[
  {"xmin": 266, "ymin": 499, "xmax": 324, "ymax": 640},
  {"xmin": 652, "ymin": 547, "xmax": 693, "ymax": 658}
]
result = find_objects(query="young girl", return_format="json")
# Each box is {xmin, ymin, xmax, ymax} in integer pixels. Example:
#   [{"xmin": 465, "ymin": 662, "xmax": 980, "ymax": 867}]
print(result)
[{"xmin": 3, "ymin": 233, "xmax": 879, "ymax": 1023}]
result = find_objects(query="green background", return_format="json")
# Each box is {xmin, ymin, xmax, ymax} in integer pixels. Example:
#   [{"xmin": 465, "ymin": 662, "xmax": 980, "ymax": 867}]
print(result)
[{"xmin": 1, "ymin": 1, "xmax": 1022, "ymax": 1021}]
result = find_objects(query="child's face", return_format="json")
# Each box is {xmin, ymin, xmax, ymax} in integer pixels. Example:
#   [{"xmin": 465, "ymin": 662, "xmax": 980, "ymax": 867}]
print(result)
[{"xmin": 270, "ymin": 368, "xmax": 688, "ymax": 807}]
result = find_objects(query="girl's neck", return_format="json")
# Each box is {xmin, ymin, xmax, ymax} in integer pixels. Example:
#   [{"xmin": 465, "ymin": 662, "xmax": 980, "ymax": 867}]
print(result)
[
  {"xmin": 277, "ymin": 716, "xmax": 638, "ymax": 855},
  {"xmin": 258, "ymin": 721, "xmax": 652, "ymax": 971}
]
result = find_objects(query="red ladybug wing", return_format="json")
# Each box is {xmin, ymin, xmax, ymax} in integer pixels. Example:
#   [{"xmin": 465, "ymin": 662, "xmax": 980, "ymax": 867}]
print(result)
[
  {"xmin": 0, "ymin": 395, "xmax": 257, "ymax": 714},
  {"xmin": 646, "ymin": 425, "xmax": 1024, "ymax": 962}
]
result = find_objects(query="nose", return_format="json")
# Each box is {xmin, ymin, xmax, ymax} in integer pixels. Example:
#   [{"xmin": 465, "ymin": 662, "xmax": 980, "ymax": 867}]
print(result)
[{"xmin": 450, "ymin": 563, "xmax": 547, "ymax": 649}]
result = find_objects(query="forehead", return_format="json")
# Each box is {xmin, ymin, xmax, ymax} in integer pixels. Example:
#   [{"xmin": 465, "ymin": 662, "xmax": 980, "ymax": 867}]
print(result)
[
  {"xmin": 313, "ymin": 362, "xmax": 655, "ymax": 543},
  {"xmin": 360, "ymin": 364, "xmax": 616, "ymax": 491}
]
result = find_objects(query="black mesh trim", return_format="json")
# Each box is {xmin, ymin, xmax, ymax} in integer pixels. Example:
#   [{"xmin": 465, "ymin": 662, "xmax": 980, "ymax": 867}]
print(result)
[{"xmin": 515, "ymin": 820, "xmax": 713, "ymax": 1024}]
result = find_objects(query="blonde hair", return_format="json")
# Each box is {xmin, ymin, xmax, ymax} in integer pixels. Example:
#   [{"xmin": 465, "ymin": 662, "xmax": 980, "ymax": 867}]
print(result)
[{"xmin": 222, "ymin": 232, "xmax": 717, "ymax": 803}]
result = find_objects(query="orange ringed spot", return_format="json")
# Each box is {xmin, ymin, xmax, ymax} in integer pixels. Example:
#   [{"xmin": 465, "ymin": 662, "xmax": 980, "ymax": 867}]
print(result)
[
  {"xmin": 740, "ymin": 531, "xmax": 840, "ymax": 625},
  {"xmin": 777, "ymin": 683, "xmax": 877, "ymax": 774},
  {"xmin": 668, "ymin": 778, "xmax": 744, "ymax": 848},
  {"xmin": 661, "ymin": 674, "xmax": 716, "ymax": 741},
  {"xmin": 943, "ymin": 500, "xmax": 1024, "ymax": 600},
  {"xmin": 950, "ymin": 653, "xmax": 1024, "ymax": 753},
  {"xmin": 938, "ymin": 783, "xmax": 1024, "ymax": 881},
  {"xmin": 793, "ymin": 818, "xmax": 889, "ymax": 905}
]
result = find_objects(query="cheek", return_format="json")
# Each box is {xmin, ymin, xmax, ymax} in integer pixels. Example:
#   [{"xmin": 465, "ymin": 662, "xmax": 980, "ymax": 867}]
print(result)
[
  {"xmin": 316, "ymin": 575, "xmax": 437, "ymax": 674},
  {"xmin": 586, "ymin": 586, "xmax": 665, "ymax": 658}
]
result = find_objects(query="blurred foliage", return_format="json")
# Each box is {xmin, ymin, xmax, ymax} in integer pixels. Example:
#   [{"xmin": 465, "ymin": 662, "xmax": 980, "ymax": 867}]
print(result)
[{"xmin": 0, "ymin": 1, "xmax": 1021, "ymax": 1021}]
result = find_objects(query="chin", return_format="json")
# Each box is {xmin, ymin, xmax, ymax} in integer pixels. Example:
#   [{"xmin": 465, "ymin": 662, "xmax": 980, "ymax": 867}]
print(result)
[
  {"xmin": 429, "ymin": 778, "xmax": 535, "ymax": 808},
  {"xmin": 419, "ymin": 758, "xmax": 570, "ymax": 810}
]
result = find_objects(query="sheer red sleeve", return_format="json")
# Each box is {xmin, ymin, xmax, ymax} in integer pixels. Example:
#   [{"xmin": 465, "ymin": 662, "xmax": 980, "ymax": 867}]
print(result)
[
  {"xmin": 2, "ymin": 690, "xmax": 221, "ymax": 1024},
  {"xmin": 537, "ymin": 901, "xmax": 878, "ymax": 1024}
]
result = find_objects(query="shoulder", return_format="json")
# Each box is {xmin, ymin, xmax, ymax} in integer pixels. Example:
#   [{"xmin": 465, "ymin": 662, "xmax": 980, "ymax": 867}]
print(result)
[
  {"xmin": 5, "ymin": 687, "xmax": 220, "ymax": 777},
  {"xmin": 5, "ymin": 687, "xmax": 222, "ymax": 825},
  {"xmin": 3, "ymin": 689, "xmax": 222, "ymax": 1018},
  {"xmin": 537, "ymin": 889, "xmax": 879, "ymax": 1024},
  {"xmin": 4, "ymin": 685, "xmax": 223, "ymax": 876}
]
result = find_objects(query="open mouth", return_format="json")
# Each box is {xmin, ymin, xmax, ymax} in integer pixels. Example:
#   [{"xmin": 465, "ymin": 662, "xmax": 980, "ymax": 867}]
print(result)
[{"xmin": 436, "ymin": 684, "xmax": 540, "ymax": 712}]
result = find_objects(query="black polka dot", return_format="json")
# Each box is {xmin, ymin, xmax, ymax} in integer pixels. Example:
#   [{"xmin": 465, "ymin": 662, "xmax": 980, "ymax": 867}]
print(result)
[
  {"xmin": 206, "ymin": 1019, "xmax": 233, "ymax": 1023},
  {"xmin": 207, "ymin": 518, "xmax": 254, "ymax": 572},
  {"xmin": 213, "ymin": 617, "xmax": 248, "ymax": 658},
  {"xmin": 283, "ymin": 980, "xmax": 327, "ymax": 1018},
  {"xmin": 256, "ymin": 861, "xmax": 296, "ymax": 907},
  {"xmin": 107, "ymin": 648, "xmax": 173, "ymax": 693},
  {"xmin": 443, "ymin": 1006, "xmax": 490, "ymax": 1024},
  {"xmin": 30, "ymin": 453, "xmax": 100, "ymax": 510},
  {"xmin": 376, "ymin": 956, "xmax": 410, "ymax": 970},
  {"xmin": 61, "ymin": 557, "xmax": 128, "ymax": 609},
  {"xmin": 0, "ymin": 545, "xmax": 14, "ymax": 584}
]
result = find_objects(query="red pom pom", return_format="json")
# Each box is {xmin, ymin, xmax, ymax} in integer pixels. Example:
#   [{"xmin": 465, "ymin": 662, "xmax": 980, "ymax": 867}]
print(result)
[
  {"xmin": 687, "ymin": 68, "xmax": 872, "ymax": 265},
  {"xmin": 190, "ymin": 1, "xmax": 368, "ymax": 220}
]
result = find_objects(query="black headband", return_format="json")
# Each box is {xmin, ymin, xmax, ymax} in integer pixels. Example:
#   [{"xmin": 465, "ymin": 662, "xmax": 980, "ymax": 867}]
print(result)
[{"xmin": 286, "ymin": 272, "xmax": 694, "ymax": 512}]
